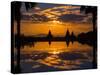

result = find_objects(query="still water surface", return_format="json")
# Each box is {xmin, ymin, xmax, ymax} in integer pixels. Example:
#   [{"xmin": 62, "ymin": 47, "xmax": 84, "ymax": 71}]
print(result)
[{"xmin": 19, "ymin": 41, "xmax": 93, "ymax": 72}]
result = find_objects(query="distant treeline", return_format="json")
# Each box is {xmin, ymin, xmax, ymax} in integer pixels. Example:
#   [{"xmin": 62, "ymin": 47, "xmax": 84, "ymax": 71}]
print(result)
[{"xmin": 14, "ymin": 30, "xmax": 97, "ymax": 47}]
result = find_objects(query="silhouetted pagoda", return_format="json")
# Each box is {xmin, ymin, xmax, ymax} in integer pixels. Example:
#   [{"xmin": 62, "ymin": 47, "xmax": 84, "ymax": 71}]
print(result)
[
  {"xmin": 47, "ymin": 30, "xmax": 53, "ymax": 39},
  {"xmin": 65, "ymin": 29, "xmax": 70, "ymax": 40},
  {"xmin": 70, "ymin": 31, "xmax": 76, "ymax": 44},
  {"xmin": 47, "ymin": 30, "xmax": 53, "ymax": 45},
  {"xmin": 65, "ymin": 29, "xmax": 70, "ymax": 46}
]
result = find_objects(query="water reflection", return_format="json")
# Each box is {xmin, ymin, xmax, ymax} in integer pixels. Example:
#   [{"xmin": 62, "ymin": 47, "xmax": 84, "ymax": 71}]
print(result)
[{"xmin": 19, "ymin": 41, "xmax": 93, "ymax": 72}]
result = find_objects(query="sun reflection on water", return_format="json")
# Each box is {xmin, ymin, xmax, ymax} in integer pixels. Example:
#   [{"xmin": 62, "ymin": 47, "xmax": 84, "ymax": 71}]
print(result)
[{"xmin": 19, "ymin": 41, "xmax": 93, "ymax": 70}]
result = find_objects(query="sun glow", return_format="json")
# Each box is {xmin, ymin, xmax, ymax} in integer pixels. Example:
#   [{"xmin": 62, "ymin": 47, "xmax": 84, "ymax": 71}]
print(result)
[
  {"xmin": 52, "ymin": 20, "xmax": 60, "ymax": 23},
  {"xmin": 48, "ymin": 20, "xmax": 63, "ymax": 27}
]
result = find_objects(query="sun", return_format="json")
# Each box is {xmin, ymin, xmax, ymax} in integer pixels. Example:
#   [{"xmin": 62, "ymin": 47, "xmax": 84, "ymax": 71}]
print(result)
[{"xmin": 52, "ymin": 20, "xmax": 60, "ymax": 24}]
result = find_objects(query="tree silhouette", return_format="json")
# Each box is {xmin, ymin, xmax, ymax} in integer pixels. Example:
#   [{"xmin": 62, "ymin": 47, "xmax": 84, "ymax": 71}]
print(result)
[
  {"xmin": 11, "ymin": 1, "xmax": 37, "ymax": 73},
  {"xmin": 80, "ymin": 6, "xmax": 97, "ymax": 68},
  {"xmin": 80, "ymin": 6, "xmax": 97, "ymax": 32}
]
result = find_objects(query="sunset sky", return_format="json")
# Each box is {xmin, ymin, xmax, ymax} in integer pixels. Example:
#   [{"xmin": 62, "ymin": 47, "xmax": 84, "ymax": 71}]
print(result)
[
  {"xmin": 13, "ymin": 2, "xmax": 95, "ymax": 71},
  {"xmin": 14, "ymin": 3, "xmax": 93, "ymax": 36}
]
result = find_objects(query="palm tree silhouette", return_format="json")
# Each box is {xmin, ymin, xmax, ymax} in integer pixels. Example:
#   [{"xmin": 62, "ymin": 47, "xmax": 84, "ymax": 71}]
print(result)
[
  {"xmin": 11, "ymin": 1, "xmax": 37, "ymax": 73},
  {"xmin": 80, "ymin": 6, "xmax": 97, "ymax": 68},
  {"xmin": 80, "ymin": 6, "xmax": 97, "ymax": 32}
]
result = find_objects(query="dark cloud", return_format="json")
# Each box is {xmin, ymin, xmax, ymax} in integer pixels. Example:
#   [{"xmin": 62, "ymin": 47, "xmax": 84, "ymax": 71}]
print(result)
[
  {"xmin": 67, "ymin": 8, "xmax": 80, "ymax": 11},
  {"xmin": 32, "ymin": 14, "xmax": 50, "ymax": 22},
  {"xmin": 21, "ymin": 13, "xmax": 50, "ymax": 22},
  {"xmin": 37, "ymin": 3, "xmax": 64, "ymax": 10},
  {"xmin": 58, "ymin": 14, "xmax": 86, "ymax": 23}
]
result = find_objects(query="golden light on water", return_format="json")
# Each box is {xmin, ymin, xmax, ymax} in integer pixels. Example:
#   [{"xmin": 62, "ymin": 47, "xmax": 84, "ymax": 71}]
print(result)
[
  {"xmin": 48, "ymin": 49, "xmax": 61, "ymax": 55},
  {"xmin": 21, "ymin": 42, "xmax": 92, "ymax": 55},
  {"xmin": 51, "ymin": 51, "xmax": 60, "ymax": 54}
]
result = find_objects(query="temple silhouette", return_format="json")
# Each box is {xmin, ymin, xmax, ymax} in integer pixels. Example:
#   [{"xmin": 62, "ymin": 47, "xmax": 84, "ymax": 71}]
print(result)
[{"xmin": 15, "ymin": 29, "xmax": 96, "ymax": 47}]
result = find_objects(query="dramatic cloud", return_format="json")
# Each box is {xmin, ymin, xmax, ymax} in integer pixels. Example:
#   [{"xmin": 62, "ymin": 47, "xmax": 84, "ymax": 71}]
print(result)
[
  {"xmin": 38, "ymin": 6, "xmax": 81, "ymax": 20},
  {"xmin": 32, "ymin": 14, "xmax": 50, "ymax": 22},
  {"xmin": 58, "ymin": 14, "xmax": 86, "ymax": 23},
  {"xmin": 21, "ymin": 4, "xmax": 92, "ymax": 23}
]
